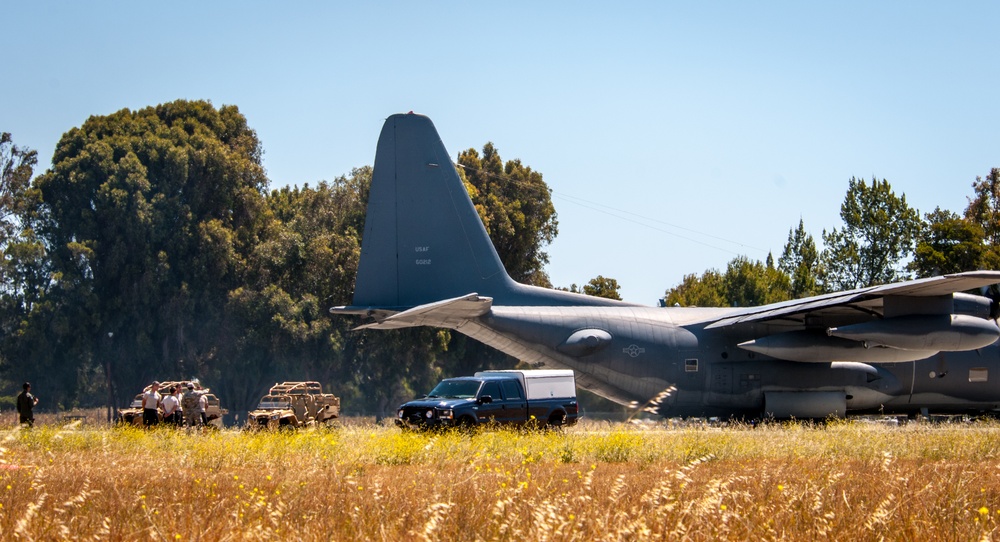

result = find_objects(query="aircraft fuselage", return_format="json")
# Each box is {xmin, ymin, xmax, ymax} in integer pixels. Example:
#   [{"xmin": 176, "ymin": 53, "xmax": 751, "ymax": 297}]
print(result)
[{"xmin": 456, "ymin": 305, "xmax": 1000, "ymax": 418}]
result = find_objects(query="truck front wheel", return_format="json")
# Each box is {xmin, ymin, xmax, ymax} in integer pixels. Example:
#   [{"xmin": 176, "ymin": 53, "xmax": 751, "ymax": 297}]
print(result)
[{"xmin": 456, "ymin": 415, "xmax": 476, "ymax": 431}]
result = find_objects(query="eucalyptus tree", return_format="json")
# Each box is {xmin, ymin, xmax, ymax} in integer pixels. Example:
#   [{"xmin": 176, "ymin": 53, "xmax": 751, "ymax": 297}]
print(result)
[
  {"xmin": 583, "ymin": 275, "xmax": 623, "ymax": 300},
  {"xmin": 0, "ymin": 133, "xmax": 42, "ymax": 395},
  {"xmin": 911, "ymin": 207, "xmax": 992, "ymax": 277},
  {"xmin": 32, "ymin": 100, "xmax": 270, "ymax": 405},
  {"xmin": 778, "ymin": 219, "xmax": 823, "ymax": 297},
  {"xmin": 664, "ymin": 256, "xmax": 790, "ymax": 308},
  {"xmin": 821, "ymin": 177, "xmax": 922, "ymax": 290},
  {"xmin": 457, "ymin": 143, "xmax": 558, "ymax": 287}
]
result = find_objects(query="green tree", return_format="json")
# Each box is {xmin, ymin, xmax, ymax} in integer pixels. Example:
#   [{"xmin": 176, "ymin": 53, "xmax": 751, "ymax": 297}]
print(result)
[
  {"xmin": 0, "ymin": 132, "xmax": 42, "ymax": 396},
  {"xmin": 965, "ymin": 168, "xmax": 1000, "ymax": 245},
  {"xmin": 722, "ymin": 256, "xmax": 792, "ymax": 307},
  {"xmin": 821, "ymin": 177, "xmax": 923, "ymax": 290},
  {"xmin": 962, "ymin": 168, "xmax": 1000, "ymax": 268},
  {"xmin": 32, "ymin": 100, "xmax": 270, "ymax": 407},
  {"xmin": 664, "ymin": 270, "xmax": 726, "ymax": 307},
  {"xmin": 214, "ymin": 169, "xmax": 399, "ymax": 415},
  {"xmin": 910, "ymin": 207, "xmax": 994, "ymax": 277},
  {"xmin": 582, "ymin": 275, "xmax": 623, "ymax": 300},
  {"xmin": 0, "ymin": 133, "xmax": 37, "ymax": 246},
  {"xmin": 226, "ymin": 169, "xmax": 452, "ymax": 417},
  {"xmin": 778, "ymin": 219, "xmax": 822, "ymax": 297},
  {"xmin": 457, "ymin": 143, "xmax": 558, "ymax": 287},
  {"xmin": 665, "ymin": 257, "xmax": 791, "ymax": 307},
  {"xmin": 341, "ymin": 328, "xmax": 450, "ymax": 419}
]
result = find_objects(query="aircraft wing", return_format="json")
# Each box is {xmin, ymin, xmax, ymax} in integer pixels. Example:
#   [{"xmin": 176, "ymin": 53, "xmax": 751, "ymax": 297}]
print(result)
[
  {"xmin": 695, "ymin": 271, "xmax": 1000, "ymax": 363},
  {"xmin": 347, "ymin": 293, "xmax": 493, "ymax": 330},
  {"xmin": 705, "ymin": 271, "xmax": 1000, "ymax": 330}
]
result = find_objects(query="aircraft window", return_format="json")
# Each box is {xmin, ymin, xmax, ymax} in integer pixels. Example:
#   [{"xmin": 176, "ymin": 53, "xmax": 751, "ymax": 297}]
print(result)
[
  {"xmin": 685, "ymin": 359, "xmax": 699, "ymax": 372},
  {"xmin": 969, "ymin": 368, "xmax": 989, "ymax": 383}
]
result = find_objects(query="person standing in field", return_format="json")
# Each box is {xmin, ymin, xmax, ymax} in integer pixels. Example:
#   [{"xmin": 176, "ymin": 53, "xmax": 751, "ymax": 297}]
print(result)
[
  {"xmin": 182, "ymin": 383, "xmax": 201, "ymax": 428},
  {"xmin": 172, "ymin": 385, "xmax": 185, "ymax": 426},
  {"xmin": 16, "ymin": 382, "xmax": 39, "ymax": 427},
  {"xmin": 161, "ymin": 386, "xmax": 180, "ymax": 426},
  {"xmin": 197, "ymin": 392, "xmax": 209, "ymax": 426},
  {"xmin": 142, "ymin": 381, "xmax": 161, "ymax": 428}
]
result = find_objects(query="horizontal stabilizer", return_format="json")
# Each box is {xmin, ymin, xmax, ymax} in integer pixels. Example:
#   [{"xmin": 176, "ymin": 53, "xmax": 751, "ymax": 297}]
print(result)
[
  {"xmin": 329, "ymin": 306, "xmax": 399, "ymax": 321},
  {"xmin": 353, "ymin": 294, "xmax": 493, "ymax": 330}
]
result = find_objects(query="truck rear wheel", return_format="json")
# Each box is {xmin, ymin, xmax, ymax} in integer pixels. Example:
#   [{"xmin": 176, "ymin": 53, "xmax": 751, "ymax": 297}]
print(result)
[{"xmin": 547, "ymin": 411, "xmax": 566, "ymax": 428}]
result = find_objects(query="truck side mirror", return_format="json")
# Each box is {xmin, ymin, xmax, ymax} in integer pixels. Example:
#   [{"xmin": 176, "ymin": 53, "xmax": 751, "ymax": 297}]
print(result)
[{"xmin": 478, "ymin": 395, "xmax": 493, "ymax": 404}]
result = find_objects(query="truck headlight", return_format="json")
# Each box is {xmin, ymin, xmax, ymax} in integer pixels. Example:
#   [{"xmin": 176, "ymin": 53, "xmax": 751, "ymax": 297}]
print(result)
[
  {"xmin": 425, "ymin": 409, "xmax": 434, "ymax": 418},
  {"xmin": 438, "ymin": 409, "xmax": 453, "ymax": 420},
  {"xmin": 397, "ymin": 409, "xmax": 404, "ymax": 418}
]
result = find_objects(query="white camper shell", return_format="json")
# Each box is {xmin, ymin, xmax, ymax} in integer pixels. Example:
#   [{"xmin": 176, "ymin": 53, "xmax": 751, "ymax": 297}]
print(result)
[{"xmin": 474, "ymin": 370, "xmax": 576, "ymax": 401}]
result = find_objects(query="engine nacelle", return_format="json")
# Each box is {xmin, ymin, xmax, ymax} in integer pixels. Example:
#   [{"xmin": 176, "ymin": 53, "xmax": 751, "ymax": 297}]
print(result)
[
  {"xmin": 738, "ymin": 331, "xmax": 936, "ymax": 363},
  {"xmin": 827, "ymin": 314, "xmax": 999, "ymax": 352},
  {"xmin": 953, "ymin": 292, "xmax": 995, "ymax": 319}
]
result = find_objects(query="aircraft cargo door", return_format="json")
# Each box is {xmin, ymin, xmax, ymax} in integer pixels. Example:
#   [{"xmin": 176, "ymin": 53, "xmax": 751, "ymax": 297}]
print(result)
[
  {"xmin": 706, "ymin": 363, "xmax": 734, "ymax": 407},
  {"xmin": 705, "ymin": 362, "xmax": 762, "ymax": 409}
]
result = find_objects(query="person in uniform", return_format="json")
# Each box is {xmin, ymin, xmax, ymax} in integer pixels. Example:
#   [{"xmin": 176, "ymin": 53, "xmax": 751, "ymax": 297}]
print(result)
[
  {"xmin": 16, "ymin": 382, "xmax": 39, "ymax": 427},
  {"xmin": 182, "ymin": 384, "xmax": 201, "ymax": 428}
]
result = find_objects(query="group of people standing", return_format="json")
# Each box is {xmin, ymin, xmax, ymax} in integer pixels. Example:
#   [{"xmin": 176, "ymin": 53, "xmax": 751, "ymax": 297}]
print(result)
[{"xmin": 141, "ymin": 381, "xmax": 209, "ymax": 428}]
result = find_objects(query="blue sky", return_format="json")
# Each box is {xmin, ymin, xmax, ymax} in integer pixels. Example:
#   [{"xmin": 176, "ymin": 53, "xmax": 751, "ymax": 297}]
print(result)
[{"xmin": 5, "ymin": 3, "xmax": 999, "ymax": 304}]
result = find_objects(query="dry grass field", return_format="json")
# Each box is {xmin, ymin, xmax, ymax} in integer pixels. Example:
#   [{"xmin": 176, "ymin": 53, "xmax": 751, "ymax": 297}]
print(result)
[{"xmin": 3, "ymin": 415, "xmax": 1000, "ymax": 541}]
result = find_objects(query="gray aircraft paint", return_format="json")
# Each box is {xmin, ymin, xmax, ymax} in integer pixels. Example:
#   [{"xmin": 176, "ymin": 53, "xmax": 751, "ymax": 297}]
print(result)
[{"xmin": 333, "ymin": 113, "xmax": 1000, "ymax": 418}]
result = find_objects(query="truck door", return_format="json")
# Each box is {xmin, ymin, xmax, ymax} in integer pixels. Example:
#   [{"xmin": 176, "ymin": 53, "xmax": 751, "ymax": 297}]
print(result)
[
  {"xmin": 500, "ymin": 380, "xmax": 528, "ymax": 425},
  {"xmin": 477, "ymin": 381, "xmax": 507, "ymax": 424}
]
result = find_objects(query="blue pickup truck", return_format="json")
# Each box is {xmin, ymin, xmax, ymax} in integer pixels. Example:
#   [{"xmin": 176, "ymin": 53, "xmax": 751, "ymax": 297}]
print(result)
[{"xmin": 396, "ymin": 370, "xmax": 579, "ymax": 429}]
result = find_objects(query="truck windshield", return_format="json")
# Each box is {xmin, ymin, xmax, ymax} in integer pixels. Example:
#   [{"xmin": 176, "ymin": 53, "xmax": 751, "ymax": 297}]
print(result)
[
  {"xmin": 425, "ymin": 380, "xmax": 481, "ymax": 399},
  {"xmin": 257, "ymin": 396, "xmax": 291, "ymax": 410}
]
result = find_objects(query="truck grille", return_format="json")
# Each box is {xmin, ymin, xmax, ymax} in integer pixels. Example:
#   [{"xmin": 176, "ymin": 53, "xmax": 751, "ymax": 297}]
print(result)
[{"xmin": 400, "ymin": 407, "xmax": 436, "ymax": 425}]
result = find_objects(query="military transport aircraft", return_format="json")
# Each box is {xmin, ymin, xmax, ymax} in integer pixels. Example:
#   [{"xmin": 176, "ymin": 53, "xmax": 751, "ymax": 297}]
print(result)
[{"xmin": 332, "ymin": 112, "xmax": 1000, "ymax": 419}]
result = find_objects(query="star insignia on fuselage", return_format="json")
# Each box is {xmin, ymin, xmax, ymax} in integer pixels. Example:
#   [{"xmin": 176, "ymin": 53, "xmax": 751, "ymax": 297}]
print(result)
[{"xmin": 623, "ymin": 344, "xmax": 645, "ymax": 358}]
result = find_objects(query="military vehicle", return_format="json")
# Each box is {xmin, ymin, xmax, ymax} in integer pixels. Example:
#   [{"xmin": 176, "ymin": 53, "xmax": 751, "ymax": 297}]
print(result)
[
  {"xmin": 246, "ymin": 381, "xmax": 341, "ymax": 430},
  {"xmin": 116, "ymin": 380, "xmax": 228, "ymax": 428}
]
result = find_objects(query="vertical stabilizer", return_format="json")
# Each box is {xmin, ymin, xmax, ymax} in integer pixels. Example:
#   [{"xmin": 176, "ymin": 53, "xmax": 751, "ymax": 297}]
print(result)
[
  {"xmin": 352, "ymin": 113, "xmax": 510, "ymax": 308},
  {"xmin": 348, "ymin": 113, "xmax": 629, "ymax": 311}
]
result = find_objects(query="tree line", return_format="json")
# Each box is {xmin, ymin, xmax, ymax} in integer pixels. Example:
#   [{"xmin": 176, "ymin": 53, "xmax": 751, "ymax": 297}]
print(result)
[
  {"xmin": 0, "ymin": 101, "xmax": 587, "ymax": 417},
  {"xmin": 1, "ymin": 99, "xmax": 995, "ymax": 418},
  {"xmin": 664, "ymin": 173, "xmax": 1000, "ymax": 307}
]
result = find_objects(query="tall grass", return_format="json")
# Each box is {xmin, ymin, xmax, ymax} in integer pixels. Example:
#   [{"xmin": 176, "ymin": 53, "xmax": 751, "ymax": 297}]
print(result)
[{"xmin": 2, "ymin": 420, "xmax": 1000, "ymax": 540}]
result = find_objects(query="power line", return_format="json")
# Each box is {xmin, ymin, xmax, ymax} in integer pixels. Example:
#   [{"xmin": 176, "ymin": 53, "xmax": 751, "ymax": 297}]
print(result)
[{"xmin": 456, "ymin": 162, "xmax": 771, "ymax": 258}]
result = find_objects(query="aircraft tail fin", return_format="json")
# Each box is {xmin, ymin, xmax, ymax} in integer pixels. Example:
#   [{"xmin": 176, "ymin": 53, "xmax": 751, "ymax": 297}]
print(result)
[
  {"xmin": 339, "ymin": 113, "xmax": 629, "ymax": 314},
  {"xmin": 348, "ymin": 113, "xmax": 513, "ymax": 310}
]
